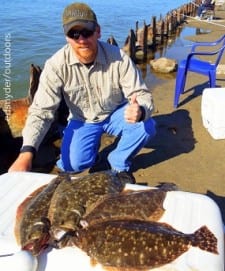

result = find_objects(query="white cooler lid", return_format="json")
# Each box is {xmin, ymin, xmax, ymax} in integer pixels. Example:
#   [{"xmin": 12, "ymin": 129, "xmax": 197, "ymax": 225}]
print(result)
[{"xmin": 0, "ymin": 172, "xmax": 224, "ymax": 271}]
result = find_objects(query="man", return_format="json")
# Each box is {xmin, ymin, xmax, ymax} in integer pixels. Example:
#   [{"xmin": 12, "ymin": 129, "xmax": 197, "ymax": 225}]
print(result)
[{"xmin": 9, "ymin": 2, "xmax": 156, "ymax": 183}]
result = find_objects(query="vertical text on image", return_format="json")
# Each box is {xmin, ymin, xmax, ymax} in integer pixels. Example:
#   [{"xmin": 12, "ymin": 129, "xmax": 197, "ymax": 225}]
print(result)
[{"xmin": 3, "ymin": 32, "xmax": 13, "ymax": 121}]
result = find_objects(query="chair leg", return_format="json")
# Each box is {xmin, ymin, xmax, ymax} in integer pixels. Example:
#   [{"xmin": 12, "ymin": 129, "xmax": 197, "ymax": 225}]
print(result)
[
  {"xmin": 174, "ymin": 66, "xmax": 186, "ymax": 108},
  {"xmin": 209, "ymin": 71, "xmax": 216, "ymax": 87}
]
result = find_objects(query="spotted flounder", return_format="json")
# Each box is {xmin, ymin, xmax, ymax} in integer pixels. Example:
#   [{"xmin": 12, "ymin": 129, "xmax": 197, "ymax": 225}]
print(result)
[
  {"xmin": 14, "ymin": 175, "xmax": 63, "ymax": 256},
  {"xmin": 48, "ymin": 171, "xmax": 125, "ymax": 242},
  {"xmin": 82, "ymin": 189, "xmax": 167, "ymax": 227},
  {"xmin": 73, "ymin": 219, "xmax": 218, "ymax": 269}
]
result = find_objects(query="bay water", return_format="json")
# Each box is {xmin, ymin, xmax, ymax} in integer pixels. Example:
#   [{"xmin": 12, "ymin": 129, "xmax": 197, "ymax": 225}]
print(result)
[{"xmin": 1, "ymin": 0, "xmax": 194, "ymax": 99}]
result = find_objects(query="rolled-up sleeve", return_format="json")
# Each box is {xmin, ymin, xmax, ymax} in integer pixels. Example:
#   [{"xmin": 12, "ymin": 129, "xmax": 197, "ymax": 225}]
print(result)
[{"xmin": 22, "ymin": 60, "xmax": 63, "ymax": 150}]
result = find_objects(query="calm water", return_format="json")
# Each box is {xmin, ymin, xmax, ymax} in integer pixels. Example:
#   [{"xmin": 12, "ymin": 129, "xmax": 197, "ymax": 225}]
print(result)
[{"xmin": 1, "ymin": 0, "xmax": 193, "ymax": 99}]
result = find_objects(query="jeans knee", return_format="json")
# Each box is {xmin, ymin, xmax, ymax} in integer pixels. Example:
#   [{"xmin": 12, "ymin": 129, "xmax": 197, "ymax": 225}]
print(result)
[
  {"xmin": 144, "ymin": 118, "xmax": 157, "ymax": 138},
  {"xmin": 57, "ymin": 156, "xmax": 95, "ymax": 173}
]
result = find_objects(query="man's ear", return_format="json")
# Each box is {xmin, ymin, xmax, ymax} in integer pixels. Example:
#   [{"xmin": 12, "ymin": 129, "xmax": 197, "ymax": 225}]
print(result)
[{"xmin": 96, "ymin": 25, "xmax": 101, "ymax": 39}]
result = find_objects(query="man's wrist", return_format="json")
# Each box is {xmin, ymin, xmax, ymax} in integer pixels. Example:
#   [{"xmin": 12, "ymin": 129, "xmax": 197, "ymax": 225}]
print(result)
[
  {"xmin": 139, "ymin": 106, "xmax": 146, "ymax": 121},
  {"xmin": 20, "ymin": 146, "xmax": 36, "ymax": 156}
]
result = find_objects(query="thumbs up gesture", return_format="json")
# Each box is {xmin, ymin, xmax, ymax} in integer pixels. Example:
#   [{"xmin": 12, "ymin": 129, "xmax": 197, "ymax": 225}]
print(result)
[{"xmin": 124, "ymin": 93, "xmax": 142, "ymax": 123}]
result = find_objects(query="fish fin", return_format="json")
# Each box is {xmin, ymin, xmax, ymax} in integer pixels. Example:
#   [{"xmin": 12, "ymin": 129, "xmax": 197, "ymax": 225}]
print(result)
[
  {"xmin": 90, "ymin": 257, "xmax": 98, "ymax": 267},
  {"xmin": 148, "ymin": 207, "xmax": 165, "ymax": 221},
  {"xmin": 101, "ymin": 266, "xmax": 146, "ymax": 271},
  {"xmin": 16, "ymin": 185, "xmax": 47, "ymax": 216},
  {"xmin": 193, "ymin": 226, "xmax": 218, "ymax": 254},
  {"xmin": 14, "ymin": 184, "xmax": 47, "ymax": 244}
]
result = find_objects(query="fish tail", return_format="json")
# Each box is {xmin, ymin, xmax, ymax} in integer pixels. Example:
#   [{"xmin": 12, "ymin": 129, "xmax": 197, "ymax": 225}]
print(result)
[{"xmin": 193, "ymin": 226, "xmax": 218, "ymax": 254}]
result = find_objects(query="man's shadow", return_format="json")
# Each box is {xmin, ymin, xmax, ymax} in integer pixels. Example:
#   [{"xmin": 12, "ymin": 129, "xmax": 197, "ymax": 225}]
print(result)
[{"xmin": 132, "ymin": 109, "xmax": 196, "ymax": 171}]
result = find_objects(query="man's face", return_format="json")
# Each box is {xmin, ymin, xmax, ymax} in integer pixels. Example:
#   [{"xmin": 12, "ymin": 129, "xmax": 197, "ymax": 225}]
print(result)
[{"xmin": 66, "ymin": 25, "xmax": 101, "ymax": 64}]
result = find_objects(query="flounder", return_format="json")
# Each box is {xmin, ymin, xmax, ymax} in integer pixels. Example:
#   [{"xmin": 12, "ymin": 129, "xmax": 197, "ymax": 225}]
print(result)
[
  {"xmin": 73, "ymin": 219, "xmax": 218, "ymax": 269},
  {"xmin": 14, "ymin": 175, "xmax": 63, "ymax": 256},
  {"xmin": 48, "ymin": 171, "xmax": 125, "ymax": 244},
  {"xmin": 82, "ymin": 189, "xmax": 167, "ymax": 227}
]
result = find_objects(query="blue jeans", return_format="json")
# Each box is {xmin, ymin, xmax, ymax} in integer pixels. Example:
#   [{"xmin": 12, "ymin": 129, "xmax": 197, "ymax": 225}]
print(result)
[{"xmin": 57, "ymin": 103, "xmax": 156, "ymax": 172}]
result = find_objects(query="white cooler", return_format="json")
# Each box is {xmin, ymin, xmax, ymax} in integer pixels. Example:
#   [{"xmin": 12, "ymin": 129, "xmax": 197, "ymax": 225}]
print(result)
[
  {"xmin": 201, "ymin": 88, "xmax": 225, "ymax": 139},
  {"xmin": 0, "ymin": 172, "xmax": 224, "ymax": 271}
]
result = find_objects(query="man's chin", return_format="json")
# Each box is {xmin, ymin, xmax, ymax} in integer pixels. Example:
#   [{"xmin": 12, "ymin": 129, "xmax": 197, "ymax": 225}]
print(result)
[{"xmin": 79, "ymin": 52, "xmax": 95, "ymax": 63}]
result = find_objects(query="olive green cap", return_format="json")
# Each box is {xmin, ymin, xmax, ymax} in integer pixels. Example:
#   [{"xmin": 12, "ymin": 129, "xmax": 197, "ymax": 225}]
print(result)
[{"xmin": 62, "ymin": 2, "xmax": 97, "ymax": 35}]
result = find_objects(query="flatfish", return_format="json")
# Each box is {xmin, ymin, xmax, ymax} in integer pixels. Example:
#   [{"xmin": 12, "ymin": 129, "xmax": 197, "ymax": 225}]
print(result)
[
  {"xmin": 14, "ymin": 175, "xmax": 63, "ymax": 256},
  {"xmin": 82, "ymin": 189, "xmax": 167, "ymax": 226},
  {"xmin": 73, "ymin": 219, "xmax": 218, "ymax": 269},
  {"xmin": 48, "ymin": 171, "xmax": 125, "ymax": 244}
]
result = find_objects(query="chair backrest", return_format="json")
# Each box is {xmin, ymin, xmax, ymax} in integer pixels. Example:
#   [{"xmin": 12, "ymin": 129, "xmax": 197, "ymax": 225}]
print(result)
[
  {"xmin": 191, "ymin": 35, "xmax": 225, "ymax": 67},
  {"xmin": 204, "ymin": 0, "xmax": 213, "ymax": 4},
  {"xmin": 215, "ymin": 36, "xmax": 225, "ymax": 66},
  {"xmin": 202, "ymin": 0, "xmax": 215, "ymax": 10},
  {"xmin": 196, "ymin": 34, "xmax": 225, "ymax": 66}
]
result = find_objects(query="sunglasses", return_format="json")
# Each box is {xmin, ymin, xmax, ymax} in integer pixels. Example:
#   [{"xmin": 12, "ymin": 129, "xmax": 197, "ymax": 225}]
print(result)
[{"xmin": 67, "ymin": 29, "xmax": 95, "ymax": 40}]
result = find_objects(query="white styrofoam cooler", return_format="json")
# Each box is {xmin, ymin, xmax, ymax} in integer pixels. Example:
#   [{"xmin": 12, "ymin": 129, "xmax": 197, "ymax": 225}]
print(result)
[
  {"xmin": 0, "ymin": 172, "xmax": 224, "ymax": 271},
  {"xmin": 201, "ymin": 88, "xmax": 225, "ymax": 139}
]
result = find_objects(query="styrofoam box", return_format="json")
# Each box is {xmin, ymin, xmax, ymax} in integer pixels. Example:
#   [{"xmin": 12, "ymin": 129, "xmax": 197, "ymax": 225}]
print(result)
[
  {"xmin": 0, "ymin": 172, "xmax": 224, "ymax": 271},
  {"xmin": 201, "ymin": 88, "xmax": 225, "ymax": 139}
]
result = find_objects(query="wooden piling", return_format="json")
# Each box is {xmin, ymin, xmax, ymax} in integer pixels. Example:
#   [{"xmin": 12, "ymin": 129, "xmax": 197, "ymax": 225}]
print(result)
[
  {"xmin": 118, "ymin": 1, "xmax": 199, "ymax": 63},
  {"xmin": 152, "ymin": 16, "xmax": 157, "ymax": 48}
]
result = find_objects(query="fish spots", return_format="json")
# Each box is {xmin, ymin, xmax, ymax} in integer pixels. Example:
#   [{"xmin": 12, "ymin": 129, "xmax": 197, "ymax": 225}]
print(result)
[
  {"xmin": 73, "ymin": 219, "xmax": 218, "ymax": 269},
  {"xmin": 83, "ymin": 189, "xmax": 167, "ymax": 226},
  {"xmin": 14, "ymin": 171, "xmax": 218, "ymax": 268},
  {"xmin": 14, "ymin": 176, "xmax": 62, "ymax": 256}
]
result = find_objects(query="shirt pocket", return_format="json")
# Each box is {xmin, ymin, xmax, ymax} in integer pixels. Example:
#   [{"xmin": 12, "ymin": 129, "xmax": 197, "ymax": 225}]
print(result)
[
  {"xmin": 66, "ymin": 84, "xmax": 89, "ymax": 109},
  {"xmin": 100, "ymin": 83, "xmax": 124, "ymax": 111}
]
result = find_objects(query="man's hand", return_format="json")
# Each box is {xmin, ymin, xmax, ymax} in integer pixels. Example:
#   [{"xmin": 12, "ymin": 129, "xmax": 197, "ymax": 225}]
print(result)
[
  {"xmin": 124, "ymin": 93, "xmax": 142, "ymax": 123},
  {"xmin": 8, "ymin": 152, "xmax": 33, "ymax": 172}
]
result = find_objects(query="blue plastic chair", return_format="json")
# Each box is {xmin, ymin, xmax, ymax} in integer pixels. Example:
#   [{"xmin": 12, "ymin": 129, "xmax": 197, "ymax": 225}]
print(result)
[{"xmin": 174, "ymin": 34, "xmax": 225, "ymax": 108}]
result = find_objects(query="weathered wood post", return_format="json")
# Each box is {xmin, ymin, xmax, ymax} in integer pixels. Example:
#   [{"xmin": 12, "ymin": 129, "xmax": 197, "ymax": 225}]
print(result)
[
  {"xmin": 123, "ymin": 29, "xmax": 136, "ymax": 62},
  {"xmin": 142, "ymin": 21, "xmax": 148, "ymax": 61},
  {"xmin": 152, "ymin": 16, "xmax": 157, "ymax": 47},
  {"xmin": 159, "ymin": 20, "xmax": 165, "ymax": 45},
  {"xmin": 135, "ymin": 21, "xmax": 138, "ymax": 41}
]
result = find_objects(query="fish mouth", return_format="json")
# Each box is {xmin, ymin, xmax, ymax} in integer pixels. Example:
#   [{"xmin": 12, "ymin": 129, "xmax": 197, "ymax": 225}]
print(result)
[{"xmin": 23, "ymin": 234, "xmax": 50, "ymax": 256}]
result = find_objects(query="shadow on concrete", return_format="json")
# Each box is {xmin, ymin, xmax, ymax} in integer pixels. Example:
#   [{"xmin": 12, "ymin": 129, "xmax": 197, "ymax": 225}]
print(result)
[
  {"xmin": 175, "ymin": 78, "xmax": 225, "ymax": 108},
  {"xmin": 131, "ymin": 109, "xmax": 196, "ymax": 171}
]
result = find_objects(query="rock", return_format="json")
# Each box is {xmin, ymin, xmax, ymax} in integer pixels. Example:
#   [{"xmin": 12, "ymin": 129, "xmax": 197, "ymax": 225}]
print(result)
[
  {"xmin": 150, "ymin": 57, "xmax": 177, "ymax": 73},
  {"xmin": 216, "ymin": 64, "xmax": 225, "ymax": 75}
]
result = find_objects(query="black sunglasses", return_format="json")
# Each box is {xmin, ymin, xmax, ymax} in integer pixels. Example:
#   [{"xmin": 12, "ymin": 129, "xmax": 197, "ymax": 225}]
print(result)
[{"xmin": 67, "ymin": 29, "xmax": 95, "ymax": 40}]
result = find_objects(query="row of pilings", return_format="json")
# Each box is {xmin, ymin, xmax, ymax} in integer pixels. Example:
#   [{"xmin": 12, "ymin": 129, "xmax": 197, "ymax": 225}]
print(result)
[{"xmin": 108, "ymin": 0, "xmax": 201, "ymax": 63}]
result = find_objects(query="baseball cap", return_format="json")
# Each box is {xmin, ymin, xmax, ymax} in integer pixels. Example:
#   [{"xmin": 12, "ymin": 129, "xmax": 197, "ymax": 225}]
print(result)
[{"xmin": 62, "ymin": 2, "xmax": 98, "ymax": 35}]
